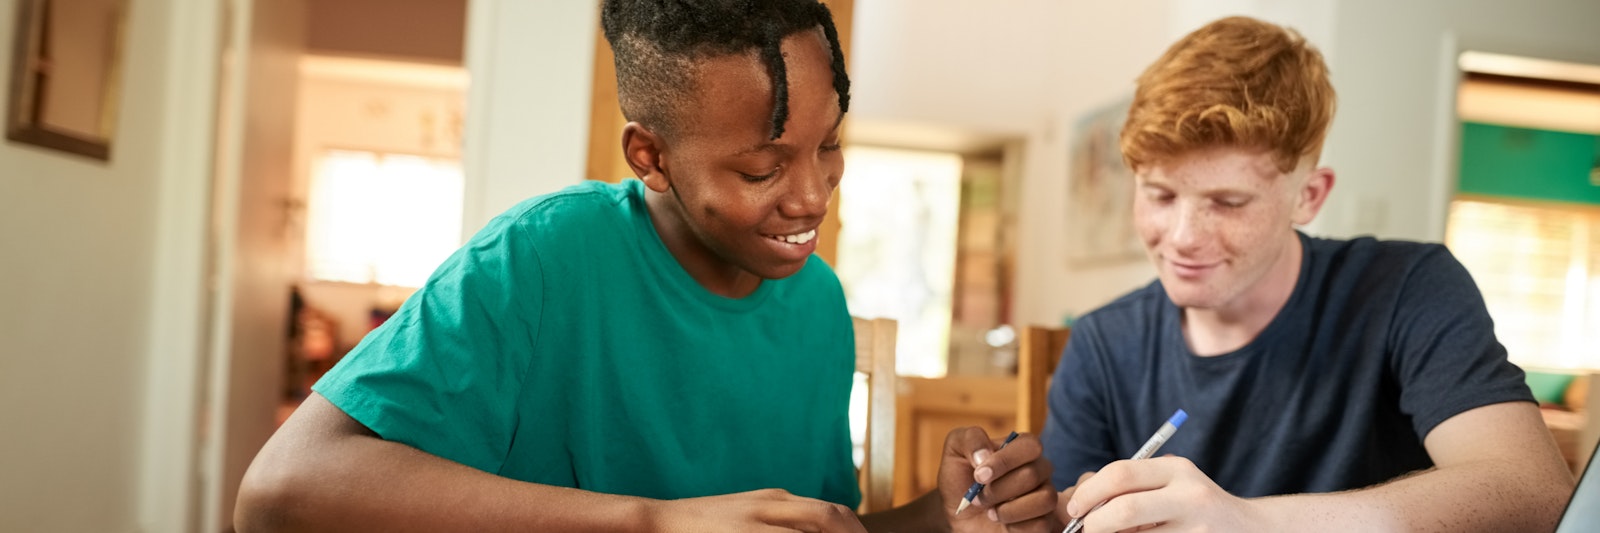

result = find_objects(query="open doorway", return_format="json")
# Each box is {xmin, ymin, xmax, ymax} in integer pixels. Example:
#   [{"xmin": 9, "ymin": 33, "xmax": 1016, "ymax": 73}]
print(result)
[{"xmin": 202, "ymin": 1, "xmax": 469, "ymax": 531}]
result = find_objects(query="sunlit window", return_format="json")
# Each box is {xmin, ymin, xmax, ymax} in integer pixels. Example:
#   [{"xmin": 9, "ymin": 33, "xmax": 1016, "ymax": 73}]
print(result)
[
  {"xmin": 305, "ymin": 150, "xmax": 464, "ymax": 287},
  {"xmin": 837, "ymin": 146, "xmax": 964, "ymax": 378},
  {"xmin": 1446, "ymin": 198, "xmax": 1600, "ymax": 370}
]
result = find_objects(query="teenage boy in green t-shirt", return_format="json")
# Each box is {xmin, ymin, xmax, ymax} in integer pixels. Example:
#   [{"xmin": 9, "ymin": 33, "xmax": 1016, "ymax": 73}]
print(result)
[{"xmin": 235, "ymin": 1, "xmax": 1057, "ymax": 532}]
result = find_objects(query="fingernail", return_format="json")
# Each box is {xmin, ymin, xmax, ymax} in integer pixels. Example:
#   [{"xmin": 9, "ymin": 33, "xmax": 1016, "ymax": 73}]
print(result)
[
  {"xmin": 975, "ymin": 466, "xmax": 994, "ymax": 484},
  {"xmin": 1067, "ymin": 501, "xmax": 1080, "ymax": 517},
  {"xmin": 987, "ymin": 508, "xmax": 999, "ymax": 522},
  {"xmin": 973, "ymin": 449, "xmax": 991, "ymax": 465}
]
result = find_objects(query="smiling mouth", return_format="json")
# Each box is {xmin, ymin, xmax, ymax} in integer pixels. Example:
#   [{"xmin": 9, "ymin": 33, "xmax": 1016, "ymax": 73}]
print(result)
[{"xmin": 765, "ymin": 229, "xmax": 817, "ymax": 245}]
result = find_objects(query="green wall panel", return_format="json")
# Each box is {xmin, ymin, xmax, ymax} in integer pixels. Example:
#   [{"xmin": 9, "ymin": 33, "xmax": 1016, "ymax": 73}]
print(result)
[{"xmin": 1458, "ymin": 121, "xmax": 1600, "ymax": 205}]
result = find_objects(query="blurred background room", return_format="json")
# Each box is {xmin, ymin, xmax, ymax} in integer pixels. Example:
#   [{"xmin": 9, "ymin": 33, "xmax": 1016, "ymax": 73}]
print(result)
[{"xmin": 2, "ymin": 1, "xmax": 1598, "ymax": 531}]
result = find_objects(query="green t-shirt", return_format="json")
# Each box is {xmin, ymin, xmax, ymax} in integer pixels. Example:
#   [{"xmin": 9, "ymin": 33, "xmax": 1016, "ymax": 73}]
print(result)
[{"xmin": 314, "ymin": 179, "xmax": 860, "ymax": 507}]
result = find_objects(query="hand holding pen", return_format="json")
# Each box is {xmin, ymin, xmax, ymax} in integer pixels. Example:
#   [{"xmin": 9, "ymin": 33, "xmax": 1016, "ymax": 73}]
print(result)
[
  {"xmin": 956, "ymin": 431, "xmax": 1018, "ymax": 515},
  {"xmin": 938, "ymin": 427, "xmax": 1057, "ymax": 528},
  {"xmin": 1062, "ymin": 409, "xmax": 1188, "ymax": 533}
]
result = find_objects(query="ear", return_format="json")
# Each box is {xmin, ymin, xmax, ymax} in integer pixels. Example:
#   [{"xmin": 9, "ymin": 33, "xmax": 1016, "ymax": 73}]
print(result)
[
  {"xmin": 622, "ymin": 122, "xmax": 671, "ymax": 193},
  {"xmin": 1292, "ymin": 166, "xmax": 1336, "ymax": 226}
]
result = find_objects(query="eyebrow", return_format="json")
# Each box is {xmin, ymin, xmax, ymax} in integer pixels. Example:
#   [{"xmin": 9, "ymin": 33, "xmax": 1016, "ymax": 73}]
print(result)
[
  {"xmin": 734, "ymin": 110, "xmax": 846, "ymax": 157},
  {"xmin": 1138, "ymin": 179, "xmax": 1254, "ymax": 198}
]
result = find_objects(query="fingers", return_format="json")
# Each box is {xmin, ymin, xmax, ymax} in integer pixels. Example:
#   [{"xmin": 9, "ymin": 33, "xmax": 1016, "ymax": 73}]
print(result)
[
  {"xmin": 1065, "ymin": 456, "xmax": 1192, "ymax": 519},
  {"xmin": 985, "ymin": 484, "xmax": 1057, "ymax": 525},
  {"xmin": 998, "ymin": 515, "xmax": 1056, "ymax": 533},
  {"xmin": 1077, "ymin": 489, "xmax": 1176, "ymax": 533},
  {"xmin": 956, "ymin": 432, "xmax": 1054, "ymax": 525},
  {"xmin": 973, "ymin": 433, "xmax": 1045, "ymax": 487},
  {"xmin": 944, "ymin": 426, "xmax": 995, "ymax": 470},
  {"xmin": 1055, "ymin": 471, "xmax": 1096, "ymax": 525},
  {"xmin": 979, "ymin": 442, "xmax": 1052, "ymax": 501}
]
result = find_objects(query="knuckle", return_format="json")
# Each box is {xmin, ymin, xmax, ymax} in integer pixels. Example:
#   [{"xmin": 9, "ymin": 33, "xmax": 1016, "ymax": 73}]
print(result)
[
  {"xmin": 1101, "ymin": 501, "xmax": 1137, "ymax": 527},
  {"xmin": 1099, "ymin": 463, "xmax": 1132, "ymax": 487}
]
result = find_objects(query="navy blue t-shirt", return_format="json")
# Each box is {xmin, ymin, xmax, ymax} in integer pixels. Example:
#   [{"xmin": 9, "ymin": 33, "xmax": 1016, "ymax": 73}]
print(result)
[{"xmin": 1041, "ymin": 233, "xmax": 1534, "ymax": 497}]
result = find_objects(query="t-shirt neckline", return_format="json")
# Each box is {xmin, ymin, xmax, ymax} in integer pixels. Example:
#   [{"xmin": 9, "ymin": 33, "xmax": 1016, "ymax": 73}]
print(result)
[{"xmin": 625, "ymin": 179, "xmax": 776, "ymax": 312}]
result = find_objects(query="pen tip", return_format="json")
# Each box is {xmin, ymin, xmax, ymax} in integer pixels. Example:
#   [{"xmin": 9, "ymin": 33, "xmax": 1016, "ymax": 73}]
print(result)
[{"xmin": 955, "ymin": 499, "xmax": 970, "ymax": 515}]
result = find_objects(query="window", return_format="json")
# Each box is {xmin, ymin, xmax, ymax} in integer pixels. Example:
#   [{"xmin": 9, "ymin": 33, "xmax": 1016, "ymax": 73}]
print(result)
[
  {"xmin": 304, "ymin": 150, "xmax": 464, "ymax": 287},
  {"xmin": 836, "ymin": 146, "xmax": 964, "ymax": 377},
  {"xmin": 1445, "ymin": 198, "xmax": 1600, "ymax": 370}
]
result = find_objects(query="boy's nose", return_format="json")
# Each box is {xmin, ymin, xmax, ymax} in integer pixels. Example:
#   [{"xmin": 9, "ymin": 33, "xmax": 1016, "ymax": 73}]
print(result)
[
  {"xmin": 1168, "ymin": 203, "xmax": 1209, "ymax": 252},
  {"xmin": 780, "ymin": 165, "xmax": 832, "ymax": 219}
]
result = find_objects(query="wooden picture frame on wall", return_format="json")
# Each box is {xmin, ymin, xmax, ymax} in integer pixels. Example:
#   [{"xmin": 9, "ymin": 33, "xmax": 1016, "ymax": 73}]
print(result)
[{"xmin": 6, "ymin": 0, "xmax": 128, "ymax": 161}]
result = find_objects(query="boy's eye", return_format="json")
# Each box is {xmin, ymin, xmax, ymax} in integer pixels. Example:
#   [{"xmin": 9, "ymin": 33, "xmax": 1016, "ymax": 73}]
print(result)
[
  {"xmin": 740, "ymin": 168, "xmax": 779, "ymax": 182},
  {"xmin": 821, "ymin": 143, "xmax": 843, "ymax": 152},
  {"xmin": 1215, "ymin": 197, "xmax": 1249, "ymax": 208}
]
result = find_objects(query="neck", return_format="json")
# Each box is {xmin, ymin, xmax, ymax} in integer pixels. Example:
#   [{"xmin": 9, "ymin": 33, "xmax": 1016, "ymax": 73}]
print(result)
[
  {"xmin": 643, "ymin": 186, "xmax": 762, "ymax": 298},
  {"xmin": 1183, "ymin": 233, "xmax": 1303, "ymax": 356}
]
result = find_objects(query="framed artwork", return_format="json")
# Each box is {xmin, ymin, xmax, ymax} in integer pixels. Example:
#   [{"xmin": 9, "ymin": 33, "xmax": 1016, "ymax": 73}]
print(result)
[
  {"xmin": 6, "ymin": 0, "xmax": 128, "ymax": 161},
  {"xmin": 1064, "ymin": 99, "xmax": 1144, "ymax": 266}
]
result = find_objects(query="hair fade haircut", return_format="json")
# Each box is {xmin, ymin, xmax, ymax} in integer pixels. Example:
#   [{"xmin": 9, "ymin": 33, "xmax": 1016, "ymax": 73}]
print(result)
[
  {"xmin": 1120, "ymin": 16, "xmax": 1336, "ymax": 174},
  {"xmin": 601, "ymin": 0, "xmax": 851, "ymax": 141}
]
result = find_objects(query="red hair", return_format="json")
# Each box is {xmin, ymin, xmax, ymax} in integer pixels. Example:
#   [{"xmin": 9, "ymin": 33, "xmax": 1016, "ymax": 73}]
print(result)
[{"xmin": 1121, "ymin": 16, "xmax": 1336, "ymax": 173}]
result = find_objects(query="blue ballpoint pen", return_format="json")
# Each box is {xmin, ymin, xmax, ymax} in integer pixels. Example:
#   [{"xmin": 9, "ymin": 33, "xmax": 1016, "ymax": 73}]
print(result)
[
  {"xmin": 1062, "ymin": 409, "xmax": 1188, "ymax": 533},
  {"xmin": 955, "ymin": 431, "xmax": 1019, "ymax": 515}
]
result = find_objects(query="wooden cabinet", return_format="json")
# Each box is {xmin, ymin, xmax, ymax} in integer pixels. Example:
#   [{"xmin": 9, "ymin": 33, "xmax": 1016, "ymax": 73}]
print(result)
[{"xmin": 893, "ymin": 376, "xmax": 1017, "ymax": 504}]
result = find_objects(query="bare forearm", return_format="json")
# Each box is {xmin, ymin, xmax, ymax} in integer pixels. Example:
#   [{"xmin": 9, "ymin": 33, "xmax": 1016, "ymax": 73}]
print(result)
[
  {"xmin": 1254, "ymin": 459, "xmax": 1573, "ymax": 532},
  {"xmin": 237, "ymin": 433, "xmax": 651, "ymax": 533},
  {"xmin": 859, "ymin": 490, "xmax": 949, "ymax": 533}
]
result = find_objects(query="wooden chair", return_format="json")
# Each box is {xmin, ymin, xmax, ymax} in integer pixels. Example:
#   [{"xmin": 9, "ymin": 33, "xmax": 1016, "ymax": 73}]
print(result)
[
  {"xmin": 1017, "ymin": 325, "xmax": 1071, "ymax": 434},
  {"xmin": 892, "ymin": 374, "xmax": 1017, "ymax": 504},
  {"xmin": 853, "ymin": 316, "xmax": 897, "ymax": 513}
]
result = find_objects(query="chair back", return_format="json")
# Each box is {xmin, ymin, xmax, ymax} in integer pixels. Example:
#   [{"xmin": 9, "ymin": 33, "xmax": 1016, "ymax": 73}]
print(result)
[
  {"xmin": 1017, "ymin": 325, "xmax": 1071, "ymax": 433},
  {"xmin": 853, "ymin": 316, "xmax": 897, "ymax": 513}
]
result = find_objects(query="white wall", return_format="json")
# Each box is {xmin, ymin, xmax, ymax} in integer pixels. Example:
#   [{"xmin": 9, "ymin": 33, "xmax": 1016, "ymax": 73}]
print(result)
[
  {"xmin": 1167, "ymin": 0, "xmax": 1336, "ymax": 61},
  {"xmin": 850, "ymin": 0, "xmax": 1061, "ymax": 138},
  {"xmin": 460, "ymin": 0, "xmax": 598, "ymax": 237},
  {"xmin": 202, "ymin": 0, "xmax": 305, "ymax": 529},
  {"xmin": 1322, "ymin": 0, "xmax": 1600, "ymax": 241},
  {"xmin": 0, "ymin": 0, "xmax": 197, "ymax": 531}
]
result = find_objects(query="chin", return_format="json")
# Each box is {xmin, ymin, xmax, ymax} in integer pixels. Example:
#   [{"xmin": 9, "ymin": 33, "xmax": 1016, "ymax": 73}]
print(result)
[
  {"xmin": 1159, "ymin": 281, "xmax": 1223, "ymax": 309},
  {"xmin": 754, "ymin": 261, "xmax": 808, "ymax": 281}
]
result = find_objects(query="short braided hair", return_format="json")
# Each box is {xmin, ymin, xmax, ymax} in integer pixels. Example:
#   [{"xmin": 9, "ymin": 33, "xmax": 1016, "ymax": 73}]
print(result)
[{"xmin": 601, "ymin": 0, "xmax": 851, "ymax": 140}]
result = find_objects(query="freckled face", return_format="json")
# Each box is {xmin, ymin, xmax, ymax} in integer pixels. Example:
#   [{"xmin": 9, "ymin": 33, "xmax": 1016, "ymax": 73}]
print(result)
[{"xmin": 1133, "ymin": 148, "xmax": 1320, "ymax": 312}]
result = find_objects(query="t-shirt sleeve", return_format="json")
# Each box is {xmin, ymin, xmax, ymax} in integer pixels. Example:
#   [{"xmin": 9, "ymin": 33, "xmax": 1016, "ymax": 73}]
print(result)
[
  {"xmin": 313, "ymin": 215, "xmax": 543, "ymax": 475},
  {"xmin": 1390, "ymin": 245, "xmax": 1533, "ymax": 440},
  {"xmin": 1041, "ymin": 315, "xmax": 1120, "ymax": 490}
]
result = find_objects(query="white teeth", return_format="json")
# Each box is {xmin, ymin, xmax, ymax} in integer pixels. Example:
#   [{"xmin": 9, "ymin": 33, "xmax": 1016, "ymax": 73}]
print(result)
[{"xmin": 772, "ymin": 229, "xmax": 816, "ymax": 245}]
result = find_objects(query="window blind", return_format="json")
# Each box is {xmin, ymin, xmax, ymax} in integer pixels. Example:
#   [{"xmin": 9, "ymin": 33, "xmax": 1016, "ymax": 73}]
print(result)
[{"xmin": 1446, "ymin": 198, "xmax": 1600, "ymax": 370}]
